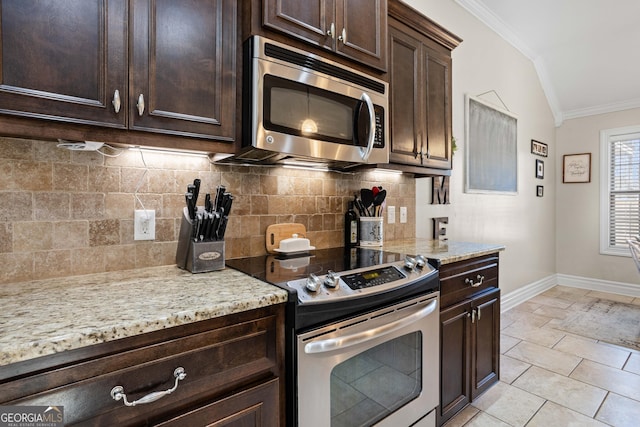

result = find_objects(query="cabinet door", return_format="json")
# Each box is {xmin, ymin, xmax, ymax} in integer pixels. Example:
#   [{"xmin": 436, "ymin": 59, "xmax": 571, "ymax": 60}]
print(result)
[
  {"xmin": 155, "ymin": 378, "xmax": 279, "ymax": 427},
  {"xmin": 471, "ymin": 288, "xmax": 500, "ymax": 400},
  {"xmin": 422, "ymin": 41, "xmax": 452, "ymax": 169},
  {"xmin": 336, "ymin": 0, "xmax": 387, "ymax": 70},
  {"xmin": 0, "ymin": 0, "xmax": 127, "ymax": 127},
  {"xmin": 439, "ymin": 299, "xmax": 471, "ymax": 426},
  {"xmin": 263, "ymin": 0, "xmax": 335, "ymax": 51},
  {"xmin": 388, "ymin": 23, "xmax": 422, "ymax": 165},
  {"xmin": 130, "ymin": 0, "xmax": 236, "ymax": 140}
]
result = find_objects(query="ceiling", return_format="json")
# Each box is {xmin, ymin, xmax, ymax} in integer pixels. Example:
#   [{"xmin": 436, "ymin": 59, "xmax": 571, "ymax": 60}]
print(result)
[{"xmin": 454, "ymin": 0, "xmax": 640, "ymax": 126}]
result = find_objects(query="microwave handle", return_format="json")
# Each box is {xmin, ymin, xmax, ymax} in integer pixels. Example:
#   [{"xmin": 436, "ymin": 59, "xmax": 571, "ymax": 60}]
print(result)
[{"xmin": 358, "ymin": 92, "xmax": 376, "ymax": 162}]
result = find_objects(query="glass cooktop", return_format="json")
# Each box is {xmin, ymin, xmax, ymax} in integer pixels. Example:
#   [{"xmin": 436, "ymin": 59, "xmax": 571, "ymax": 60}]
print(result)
[{"xmin": 225, "ymin": 247, "xmax": 406, "ymax": 285}]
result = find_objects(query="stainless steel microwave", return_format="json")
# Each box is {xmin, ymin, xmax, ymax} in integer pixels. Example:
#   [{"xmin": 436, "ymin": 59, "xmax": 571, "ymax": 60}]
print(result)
[{"xmin": 227, "ymin": 36, "xmax": 389, "ymax": 169}]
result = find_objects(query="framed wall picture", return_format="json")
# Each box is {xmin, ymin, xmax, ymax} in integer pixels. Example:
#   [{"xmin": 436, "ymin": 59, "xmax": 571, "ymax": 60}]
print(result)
[
  {"xmin": 536, "ymin": 185, "xmax": 544, "ymax": 197},
  {"xmin": 563, "ymin": 153, "xmax": 591, "ymax": 183},
  {"xmin": 531, "ymin": 140, "xmax": 548, "ymax": 157},
  {"xmin": 535, "ymin": 159, "xmax": 544, "ymax": 179}
]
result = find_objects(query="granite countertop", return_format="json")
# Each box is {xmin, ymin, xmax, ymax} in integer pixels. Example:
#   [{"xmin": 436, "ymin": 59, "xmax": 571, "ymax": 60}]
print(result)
[
  {"xmin": 0, "ymin": 239, "xmax": 503, "ymax": 368},
  {"xmin": 381, "ymin": 239, "xmax": 505, "ymax": 264},
  {"xmin": 0, "ymin": 265, "xmax": 288, "ymax": 367}
]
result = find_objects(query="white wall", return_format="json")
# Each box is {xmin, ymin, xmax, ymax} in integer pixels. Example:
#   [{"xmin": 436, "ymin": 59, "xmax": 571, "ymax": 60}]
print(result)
[
  {"xmin": 556, "ymin": 108, "xmax": 640, "ymax": 285},
  {"xmin": 406, "ymin": 0, "xmax": 557, "ymax": 295}
]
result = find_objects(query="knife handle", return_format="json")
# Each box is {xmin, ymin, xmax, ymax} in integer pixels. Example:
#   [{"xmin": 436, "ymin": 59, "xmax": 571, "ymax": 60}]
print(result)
[{"xmin": 192, "ymin": 179, "xmax": 201, "ymax": 206}]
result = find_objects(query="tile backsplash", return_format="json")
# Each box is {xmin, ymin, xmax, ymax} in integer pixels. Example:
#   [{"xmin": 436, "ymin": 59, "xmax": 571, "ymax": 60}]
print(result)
[{"xmin": 0, "ymin": 136, "xmax": 416, "ymax": 284}]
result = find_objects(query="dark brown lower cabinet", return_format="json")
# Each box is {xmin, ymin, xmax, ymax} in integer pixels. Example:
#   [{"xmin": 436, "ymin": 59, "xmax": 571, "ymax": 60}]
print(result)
[
  {"xmin": 438, "ymin": 254, "xmax": 500, "ymax": 426},
  {"xmin": 0, "ymin": 304, "xmax": 285, "ymax": 426}
]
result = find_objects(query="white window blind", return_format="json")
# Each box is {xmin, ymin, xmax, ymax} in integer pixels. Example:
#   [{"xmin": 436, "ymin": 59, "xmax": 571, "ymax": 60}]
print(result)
[{"xmin": 600, "ymin": 126, "xmax": 640, "ymax": 255}]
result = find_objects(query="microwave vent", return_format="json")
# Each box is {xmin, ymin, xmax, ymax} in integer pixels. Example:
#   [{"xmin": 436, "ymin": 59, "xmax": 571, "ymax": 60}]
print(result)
[{"xmin": 263, "ymin": 43, "xmax": 386, "ymax": 95}]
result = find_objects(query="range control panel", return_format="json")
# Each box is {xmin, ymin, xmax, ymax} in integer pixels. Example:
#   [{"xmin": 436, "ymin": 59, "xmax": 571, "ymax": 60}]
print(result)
[{"xmin": 286, "ymin": 255, "xmax": 436, "ymax": 304}]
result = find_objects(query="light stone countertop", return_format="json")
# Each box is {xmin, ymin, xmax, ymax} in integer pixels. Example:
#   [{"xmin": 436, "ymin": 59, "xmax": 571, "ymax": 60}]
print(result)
[
  {"xmin": 0, "ymin": 240, "xmax": 503, "ymax": 368},
  {"xmin": 381, "ymin": 239, "xmax": 505, "ymax": 264},
  {"xmin": 0, "ymin": 265, "xmax": 288, "ymax": 367}
]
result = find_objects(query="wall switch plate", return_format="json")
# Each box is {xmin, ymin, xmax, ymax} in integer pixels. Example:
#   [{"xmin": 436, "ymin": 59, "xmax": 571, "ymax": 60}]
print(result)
[
  {"xmin": 400, "ymin": 207, "xmax": 408, "ymax": 223},
  {"xmin": 387, "ymin": 205, "xmax": 396, "ymax": 224},
  {"xmin": 134, "ymin": 210, "xmax": 156, "ymax": 240}
]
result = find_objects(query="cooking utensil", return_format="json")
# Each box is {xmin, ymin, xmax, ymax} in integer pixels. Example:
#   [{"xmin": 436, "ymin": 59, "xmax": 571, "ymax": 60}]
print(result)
[
  {"xmin": 373, "ymin": 189, "xmax": 387, "ymax": 217},
  {"xmin": 360, "ymin": 188, "xmax": 374, "ymax": 216}
]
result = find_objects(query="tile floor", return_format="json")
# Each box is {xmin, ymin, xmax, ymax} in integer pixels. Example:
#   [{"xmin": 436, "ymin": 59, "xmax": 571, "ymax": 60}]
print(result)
[{"xmin": 445, "ymin": 285, "xmax": 640, "ymax": 427}]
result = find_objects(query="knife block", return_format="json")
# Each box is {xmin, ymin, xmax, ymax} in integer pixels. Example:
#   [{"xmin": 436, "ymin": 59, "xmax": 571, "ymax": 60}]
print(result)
[{"xmin": 176, "ymin": 208, "xmax": 225, "ymax": 273}]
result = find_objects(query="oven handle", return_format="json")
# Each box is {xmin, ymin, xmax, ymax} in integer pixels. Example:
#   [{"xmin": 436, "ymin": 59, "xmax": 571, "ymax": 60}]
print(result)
[{"xmin": 304, "ymin": 299, "xmax": 438, "ymax": 354}]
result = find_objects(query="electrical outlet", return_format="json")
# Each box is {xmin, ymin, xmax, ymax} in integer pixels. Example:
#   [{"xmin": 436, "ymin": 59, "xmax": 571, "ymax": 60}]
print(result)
[
  {"xmin": 387, "ymin": 205, "xmax": 396, "ymax": 224},
  {"xmin": 400, "ymin": 207, "xmax": 408, "ymax": 224},
  {"xmin": 134, "ymin": 210, "xmax": 156, "ymax": 240}
]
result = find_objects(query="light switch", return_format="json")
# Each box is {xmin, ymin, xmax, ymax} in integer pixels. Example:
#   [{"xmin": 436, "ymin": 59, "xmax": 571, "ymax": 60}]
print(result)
[{"xmin": 400, "ymin": 207, "xmax": 407, "ymax": 223}]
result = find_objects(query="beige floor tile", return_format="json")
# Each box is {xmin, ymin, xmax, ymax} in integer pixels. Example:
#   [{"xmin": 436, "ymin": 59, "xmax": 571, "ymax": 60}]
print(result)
[
  {"xmin": 443, "ymin": 405, "xmax": 479, "ymax": 427},
  {"xmin": 596, "ymin": 392, "xmax": 640, "ymax": 426},
  {"xmin": 512, "ymin": 301, "xmax": 542, "ymax": 313},
  {"xmin": 526, "ymin": 401, "xmax": 609, "ymax": 427},
  {"xmin": 553, "ymin": 334, "xmax": 631, "ymax": 368},
  {"xmin": 531, "ymin": 304, "xmax": 572, "ymax": 319},
  {"xmin": 624, "ymin": 352, "xmax": 640, "ymax": 375},
  {"xmin": 500, "ymin": 334, "xmax": 520, "ymax": 354},
  {"xmin": 571, "ymin": 359, "xmax": 640, "ymax": 401},
  {"xmin": 505, "ymin": 341, "xmax": 582, "ymax": 376},
  {"xmin": 512, "ymin": 366, "xmax": 607, "ymax": 417},
  {"xmin": 471, "ymin": 381, "xmax": 544, "ymax": 427},
  {"xmin": 500, "ymin": 310, "xmax": 553, "ymax": 330},
  {"xmin": 501, "ymin": 323, "xmax": 565, "ymax": 347},
  {"xmin": 527, "ymin": 294, "xmax": 573, "ymax": 309},
  {"xmin": 543, "ymin": 285, "xmax": 591, "ymax": 297},
  {"xmin": 585, "ymin": 290, "xmax": 635, "ymax": 304},
  {"xmin": 499, "ymin": 355, "xmax": 530, "ymax": 384},
  {"xmin": 464, "ymin": 411, "xmax": 512, "ymax": 427}
]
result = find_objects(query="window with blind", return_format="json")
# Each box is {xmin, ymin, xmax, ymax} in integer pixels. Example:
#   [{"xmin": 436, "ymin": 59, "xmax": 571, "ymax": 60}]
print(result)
[{"xmin": 600, "ymin": 126, "xmax": 640, "ymax": 256}]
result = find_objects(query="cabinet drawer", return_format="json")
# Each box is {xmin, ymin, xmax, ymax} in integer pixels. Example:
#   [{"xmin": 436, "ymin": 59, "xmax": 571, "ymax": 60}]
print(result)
[
  {"xmin": 0, "ymin": 306, "xmax": 283, "ymax": 426},
  {"xmin": 440, "ymin": 254, "xmax": 499, "ymax": 309}
]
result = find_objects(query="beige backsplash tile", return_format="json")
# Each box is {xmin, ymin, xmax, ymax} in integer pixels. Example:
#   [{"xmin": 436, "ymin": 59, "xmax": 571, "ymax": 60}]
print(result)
[{"xmin": 0, "ymin": 136, "xmax": 416, "ymax": 284}]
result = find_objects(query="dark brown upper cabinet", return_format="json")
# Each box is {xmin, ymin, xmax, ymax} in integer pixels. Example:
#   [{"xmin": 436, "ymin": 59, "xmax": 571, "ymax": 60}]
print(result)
[
  {"xmin": 263, "ymin": 0, "xmax": 387, "ymax": 71},
  {"xmin": 387, "ymin": 0, "xmax": 461, "ymax": 174},
  {"xmin": 0, "ymin": 0, "xmax": 236, "ymax": 144},
  {"xmin": 130, "ymin": 0, "xmax": 236, "ymax": 140},
  {"xmin": 0, "ymin": 0, "xmax": 128, "ymax": 128}
]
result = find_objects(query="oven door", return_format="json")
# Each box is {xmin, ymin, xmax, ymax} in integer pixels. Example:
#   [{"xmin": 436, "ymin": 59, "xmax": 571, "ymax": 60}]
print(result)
[{"xmin": 296, "ymin": 293, "xmax": 439, "ymax": 427}]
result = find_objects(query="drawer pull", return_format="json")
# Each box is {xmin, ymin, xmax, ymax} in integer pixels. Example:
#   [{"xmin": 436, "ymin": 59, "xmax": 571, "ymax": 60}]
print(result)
[
  {"xmin": 465, "ymin": 275, "xmax": 484, "ymax": 287},
  {"xmin": 110, "ymin": 367, "xmax": 186, "ymax": 407}
]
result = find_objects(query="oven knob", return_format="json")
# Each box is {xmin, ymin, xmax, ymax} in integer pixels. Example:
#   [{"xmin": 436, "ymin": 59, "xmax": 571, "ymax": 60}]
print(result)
[
  {"xmin": 324, "ymin": 270, "xmax": 340, "ymax": 289},
  {"xmin": 404, "ymin": 256, "xmax": 417, "ymax": 270},
  {"xmin": 306, "ymin": 273, "xmax": 322, "ymax": 292},
  {"xmin": 415, "ymin": 254, "xmax": 427, "ymax": 269}
]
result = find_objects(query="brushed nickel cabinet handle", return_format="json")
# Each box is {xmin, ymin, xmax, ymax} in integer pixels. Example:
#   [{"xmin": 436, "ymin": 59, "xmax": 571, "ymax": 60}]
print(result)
[
  {"xmin": 338, "ymin": 27, "xmax": 347, "ymax": 43},
  {"xmin": 110, "ymin": 367, "xmax": 186, "ymax": 407},
  {"xmin": 465, "ymin": 275, "xmax": 484, "ymax": 287},
  {"xmin": 112, "ymin": 89, "xmax": 121, "ymax": 114},
  {"xmin": 327, "ymin": 22, "xmax": 335, "ymax": 38},
  {"xmin": 137, "ymin": 94, "xmax": 145, "ymax": 116}
]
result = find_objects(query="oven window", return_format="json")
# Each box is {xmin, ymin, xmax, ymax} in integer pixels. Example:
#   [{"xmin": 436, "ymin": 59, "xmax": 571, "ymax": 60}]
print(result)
[
  {"xmin": 330, "ymin": 332, "xmax": 422, "ymax": 427},
  {"xmin": 264, "ymin": 75, "xmax": 356, "ymax": 144}
]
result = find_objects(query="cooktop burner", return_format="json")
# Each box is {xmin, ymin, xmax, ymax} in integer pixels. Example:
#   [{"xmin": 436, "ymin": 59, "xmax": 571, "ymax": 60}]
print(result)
[{"xmin": 226, "ymin": 247, "xmax": 406, "ymax": 285}]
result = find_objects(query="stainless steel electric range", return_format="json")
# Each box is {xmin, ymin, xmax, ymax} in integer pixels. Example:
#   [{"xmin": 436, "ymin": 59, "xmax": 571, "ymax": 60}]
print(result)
[{"xmin": 226, "ymin": 247, "xmax": 440, "ymax": 427}]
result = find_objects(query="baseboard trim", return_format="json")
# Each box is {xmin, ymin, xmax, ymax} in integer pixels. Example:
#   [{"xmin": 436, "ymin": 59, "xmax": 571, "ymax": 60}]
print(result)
[
  {"xmin": 556, "ymin": 273, "xmax": 640, "ymax": 298},
  {"xmin": 500, "ymin": 275, "xmax": 556, "ymax": 313},
  {"xmin": 501, "ymin": 274, "xmax": 640, "ymax": 312}
]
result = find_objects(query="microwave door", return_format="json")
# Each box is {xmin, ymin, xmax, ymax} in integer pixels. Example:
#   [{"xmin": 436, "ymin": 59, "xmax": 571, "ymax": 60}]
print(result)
[{"xmin": 355, "ymin": 93, "xmax": 376, "ymax": 161}]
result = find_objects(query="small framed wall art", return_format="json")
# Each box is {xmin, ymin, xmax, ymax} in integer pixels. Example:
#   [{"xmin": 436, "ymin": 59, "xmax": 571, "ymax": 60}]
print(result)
[
  {"xmin": 563, "ymin": 153, "xmax": 591, "ymax": 183},
  {"xmin": 531, "ymin": 140, "xmax": 548, "ymax": 157},
  {"xmin": 535, "ymin": 159, "xmax": 544, "ymax": 179}
]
